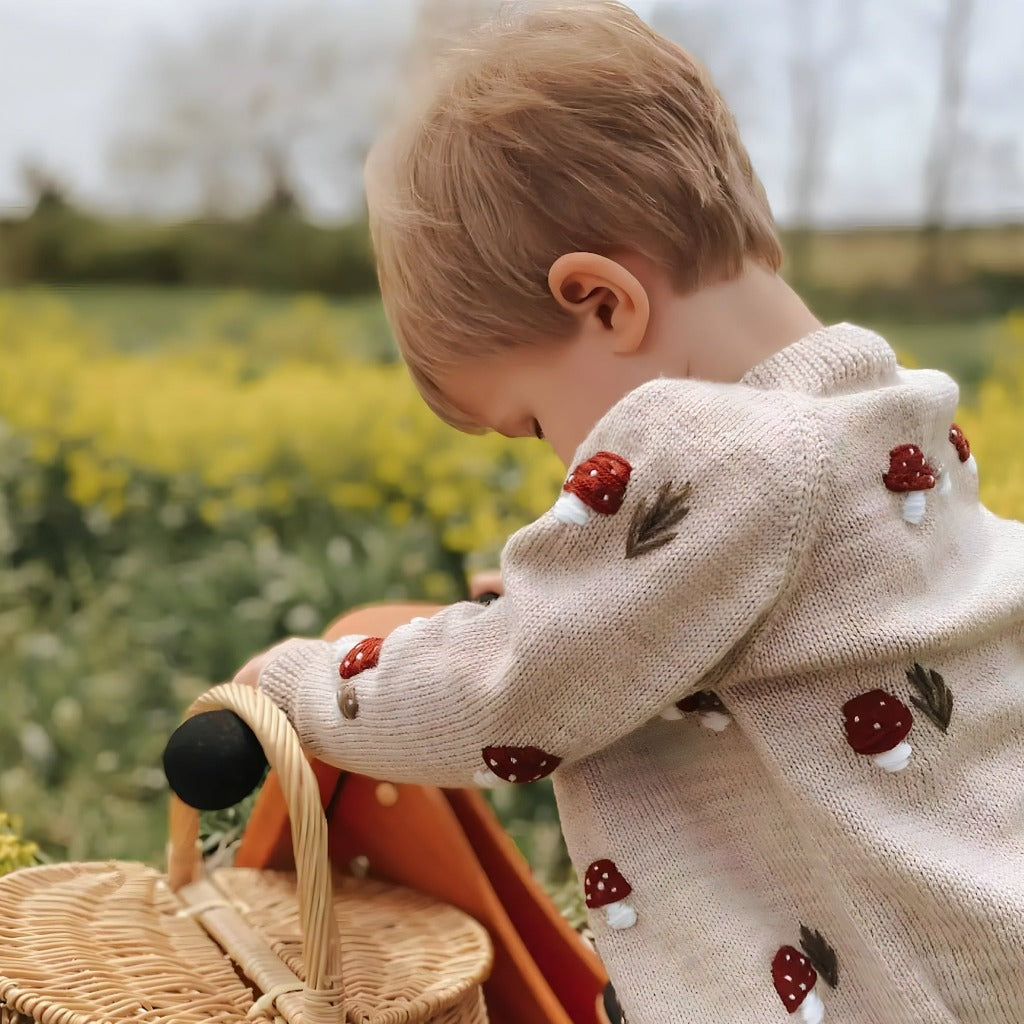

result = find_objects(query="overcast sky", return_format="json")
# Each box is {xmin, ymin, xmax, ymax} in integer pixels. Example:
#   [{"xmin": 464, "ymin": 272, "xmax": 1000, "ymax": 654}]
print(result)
[{"xmin": 0, "ymin": 0, "xmax": 1021, "ymax": 227}]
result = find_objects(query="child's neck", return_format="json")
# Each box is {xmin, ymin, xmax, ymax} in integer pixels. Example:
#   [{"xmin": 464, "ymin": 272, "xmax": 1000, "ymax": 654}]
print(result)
[{"xmin": 643, "ymin": 261, "xmax": 823, "ymax": 383}]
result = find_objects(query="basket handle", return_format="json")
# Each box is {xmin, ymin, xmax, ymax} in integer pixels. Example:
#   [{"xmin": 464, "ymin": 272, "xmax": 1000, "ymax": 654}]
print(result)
[{"xmin": 167, "ymin": 682, "xmax": 343, "ymax": 1021}]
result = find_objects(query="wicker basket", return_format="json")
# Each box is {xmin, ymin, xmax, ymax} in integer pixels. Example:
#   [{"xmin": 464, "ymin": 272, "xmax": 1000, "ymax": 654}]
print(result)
[{"xmin": 0, "ymin": 683, "xmax": 492, "ymax": 1024}]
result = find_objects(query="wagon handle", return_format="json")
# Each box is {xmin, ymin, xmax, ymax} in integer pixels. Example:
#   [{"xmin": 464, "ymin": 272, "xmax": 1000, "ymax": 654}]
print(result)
[{"xmin": 167, "ymin": 682, "xmax": 343, "ymax": 1023}]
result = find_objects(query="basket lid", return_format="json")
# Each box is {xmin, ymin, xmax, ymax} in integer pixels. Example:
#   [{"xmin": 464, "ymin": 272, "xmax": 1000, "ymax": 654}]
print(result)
[
  {"xmin": 0, "ymin": 861, "xmax": 275, "ymax": 1024},
  {"xmin": 210, "ymin": 867, "xmax": 491, "ymax": 1023},
  {"xmin": 0, "ymin": 860, "xmax": 491, "ymax": 1024}
]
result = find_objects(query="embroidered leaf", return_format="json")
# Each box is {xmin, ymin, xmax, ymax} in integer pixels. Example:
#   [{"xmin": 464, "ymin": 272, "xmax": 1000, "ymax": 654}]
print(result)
[
  {"xmin": 625, "ymin": 480, "xmax": 691, "ymax": 559},
  {"xmin": 906, "ymin": 663, "xmax": 953, "ymax": 733},
  {"xmin": 799, "ymin": 924, "xmax": 839, "ymax": 989}
]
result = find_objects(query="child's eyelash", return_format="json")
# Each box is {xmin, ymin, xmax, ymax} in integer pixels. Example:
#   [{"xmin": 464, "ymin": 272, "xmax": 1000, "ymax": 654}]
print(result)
[{"xmin": 532, "ymin": 419, "xmax": 545, "ymax": 440}]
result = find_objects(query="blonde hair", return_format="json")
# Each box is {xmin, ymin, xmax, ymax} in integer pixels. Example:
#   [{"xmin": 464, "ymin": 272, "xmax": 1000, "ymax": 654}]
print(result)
[{"xmin": 367, "ymin": 0, "xmax": 782, "ymax": 430}]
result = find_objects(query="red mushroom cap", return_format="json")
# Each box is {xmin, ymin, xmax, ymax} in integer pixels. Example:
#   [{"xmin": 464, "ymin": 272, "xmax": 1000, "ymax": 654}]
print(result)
[
  {"xmin": 949, "ymin": 424, "xmax": 971, "ymax": 463},
  {"xmin": 563, "ymin": 451, "xmax": 632, "ymax": 515},
  {"xmin": 584, "ymin": 859, "xmax": 633, "ymax": 909},
  {"xmin": 842, "ymin": 688, "xmax": 913, "ymax": 755},
  {"xmin": 339, "ymin": 637, "xmax": 383, "ymax": 679},
  {"xmin": 480, "ymin": 745, "xmax": 561, "ymax": 784},
  {"xmin": 772, "ymin": 946, "xmax": 818, "ymax": 1014},
  {"xmin": 882, "ymin": 444, "xmax": 936, "ymax": 493}
]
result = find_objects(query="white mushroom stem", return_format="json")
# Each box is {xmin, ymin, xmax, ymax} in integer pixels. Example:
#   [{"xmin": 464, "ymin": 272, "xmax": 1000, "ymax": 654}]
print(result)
[
  {"xmin": 699, "ymin": 710, "xmax": 731, "ymax": 732},
  {"xmin": 965, "ymin": 453, "xmax": 978, "ymax": 476},
  {"xmin": 553, "ymin": 491, "xmax": 592, "ymax": 525},
  {"xmin": 798, "ymin": 989, "xmax": 825, "ymax": 1024},
  {"xmin": 472, "ymin": 768, "xmax": 507, "ymax": 787},
  {"xmin": 603, "ymin": 900, "xmax": 637, "ymax": 930},
  {"xmin": 871, "ymin": 740, "xmax": 912, "ymax": 773},
  {"xmin": 937, "ymin": 471, "xmax": 952, "ymax": 497},
  {"xmin": 902, "ymin": 491, "xmax": 927, "ymax": 525}
]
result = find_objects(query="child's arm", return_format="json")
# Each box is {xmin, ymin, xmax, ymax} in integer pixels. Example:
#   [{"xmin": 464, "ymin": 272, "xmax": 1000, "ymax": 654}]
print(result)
[{"xmin": 257, "ymin": 378, "xmax": 823, "ymax": 788}]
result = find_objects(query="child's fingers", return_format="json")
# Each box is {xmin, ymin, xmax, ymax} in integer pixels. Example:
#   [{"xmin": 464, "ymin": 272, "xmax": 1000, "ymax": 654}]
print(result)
[
  {"xmin": 231, "ymin": 651, "xmax": 267, "ymax": 689},
  {"xmin": 468, "ymin": 570, "xmax": 504, "ymax": 600}
]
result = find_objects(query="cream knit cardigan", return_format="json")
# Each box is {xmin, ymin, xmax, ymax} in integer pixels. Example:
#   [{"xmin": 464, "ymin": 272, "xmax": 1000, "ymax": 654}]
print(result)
[{"xmin": 260, "ymin": 324, "xmax": 1024, "ymax": 1024}]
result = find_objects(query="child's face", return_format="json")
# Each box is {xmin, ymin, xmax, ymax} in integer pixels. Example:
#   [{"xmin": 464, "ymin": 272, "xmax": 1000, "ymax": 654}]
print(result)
[
  {"xmin": 437, "ymin": 329, "xmax": 649, "ymax": 467},
  {"xmin": 436, "ymin": 252, "xmax": 661, "ymax": 465}
]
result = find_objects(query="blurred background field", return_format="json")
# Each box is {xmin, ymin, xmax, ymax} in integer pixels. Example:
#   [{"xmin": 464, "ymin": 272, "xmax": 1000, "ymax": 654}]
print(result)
[{"xmin": 0, "ymin": 0, "xmax": 1022, "ymax": 893}]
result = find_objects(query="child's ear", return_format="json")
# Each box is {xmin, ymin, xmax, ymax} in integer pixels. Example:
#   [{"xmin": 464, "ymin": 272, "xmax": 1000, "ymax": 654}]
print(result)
[{"xmin": 547, "ymin": 252, "xmax": 650, "ymax": 354}]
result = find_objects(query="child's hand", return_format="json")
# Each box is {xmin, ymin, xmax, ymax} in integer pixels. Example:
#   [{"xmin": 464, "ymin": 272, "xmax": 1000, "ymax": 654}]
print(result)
[{"xmin": 469, "ymin": 570, "xmax": 504, "ymax": 601}]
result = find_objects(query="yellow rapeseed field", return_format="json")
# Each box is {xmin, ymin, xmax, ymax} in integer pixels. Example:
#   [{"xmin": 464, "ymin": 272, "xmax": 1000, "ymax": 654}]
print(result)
[
  {"xmin": 0, "ymin": 294, "xmax": 566, "ymax": 567},
  {"xmin": 1, "ymin": 295, "xmax": 1020, "ymax": 536}
]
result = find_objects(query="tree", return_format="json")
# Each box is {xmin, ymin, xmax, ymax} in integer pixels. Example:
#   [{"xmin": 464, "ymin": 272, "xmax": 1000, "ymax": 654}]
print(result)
[
  {"xmin": 784, "ymin": 0, "xmax": 862, "ymax": 284},
  {"xmin": 108, "ymin": 0, "xmax": 416, "ymax": 220},
  {"xmin": 919, "ymin": 0, "xmax": 975, "ymax": 281}
]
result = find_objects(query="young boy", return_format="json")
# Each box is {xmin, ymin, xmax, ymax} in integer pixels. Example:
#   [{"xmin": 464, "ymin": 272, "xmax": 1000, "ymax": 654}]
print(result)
[{"xmin": 237, "ymin": 2, "xmax": 1024, "ymax": 1020}]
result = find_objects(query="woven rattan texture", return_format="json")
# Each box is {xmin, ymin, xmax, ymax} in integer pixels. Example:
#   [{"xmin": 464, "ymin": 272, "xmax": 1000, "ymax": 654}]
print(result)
[
  {"xmin": 0, "ymin": 861, "xmax": 273, "ymax": 1024},
  {"xmin": 213, "ymin": 868, "xmax": 490, "ymax": 1024}
]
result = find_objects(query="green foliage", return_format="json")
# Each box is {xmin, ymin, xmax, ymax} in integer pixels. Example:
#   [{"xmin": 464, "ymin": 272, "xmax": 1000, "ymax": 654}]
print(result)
[
  {"xmin": 0, "ymin": 812, "xmax": 39, "ymax": 876},
  {"xmin": 0, "ymin": 198, "xmax": 378, "ymax": 297}
]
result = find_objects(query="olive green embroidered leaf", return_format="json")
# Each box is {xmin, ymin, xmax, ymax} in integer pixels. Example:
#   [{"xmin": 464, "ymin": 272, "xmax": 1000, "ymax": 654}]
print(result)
[
  {"xmin": 799, "ymin": 924, "xmax": 839, "ymax": 989},
  {"xmin": 625, "ymin": 481, "xmax": 692, "ymax": 559},
  {"xmin": 906, "ymin": 663, "xmax": 953, "ymax": 733}
]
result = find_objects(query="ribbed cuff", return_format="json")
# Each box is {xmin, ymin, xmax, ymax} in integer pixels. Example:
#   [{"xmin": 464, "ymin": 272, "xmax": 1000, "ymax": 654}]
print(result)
[{"xmin": 257, "ymin": 638, "xmax": 343, "ymax": 760}]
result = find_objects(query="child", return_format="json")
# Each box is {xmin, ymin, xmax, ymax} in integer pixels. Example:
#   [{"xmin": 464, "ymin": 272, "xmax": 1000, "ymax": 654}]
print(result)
[{"xmin": 237, "ymin": 2, "xmax": 1024, "ymax": 1020}]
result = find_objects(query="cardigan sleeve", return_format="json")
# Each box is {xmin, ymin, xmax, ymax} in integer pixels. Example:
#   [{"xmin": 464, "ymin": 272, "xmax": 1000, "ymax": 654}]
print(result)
[{"xmin": 258, "ymin": 378, "xmax": 824, "ymax": 787}]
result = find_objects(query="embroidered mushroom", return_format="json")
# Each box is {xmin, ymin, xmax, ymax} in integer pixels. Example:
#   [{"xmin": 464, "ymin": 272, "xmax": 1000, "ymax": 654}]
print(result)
[
  {"xmin": 949, "ymin": 423, "xmax": 977, "ymax": 475},
  {"xmin": 842, "ymin": 688, "xmax": 914, "ymax": 772},
  {"xmin": 553, "ymin": 451, "xmax": 632, "ymax": 525},
  {"xmin": 584, "ymin": 859, "xmax": 637, "ymax": 930},
  {"xmin": 473, "ymin": 745, "xmax": 562, "ymax": 786},
  {"xmin": 339, "ymin": 637, "xmax": 383, "ymax": 678},
  {"xmin": 336, "ymin": 637, "xmax": 383, "ymax": 719},
  {"xmin": 772, "ymin": 946, "xmax": 825, "ymax": 1023},
  {"xmin": 660, "ymin": 690, "xmax": 731, "ymax": 731},
  {"xmin": 882, "ymin": 444, "xmax": 936, "ymax": 524}
]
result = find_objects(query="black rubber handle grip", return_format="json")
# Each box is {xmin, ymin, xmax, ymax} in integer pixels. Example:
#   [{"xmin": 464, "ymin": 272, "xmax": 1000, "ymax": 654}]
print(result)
[{"xmin": 162, "ymin": 708, "xmax": 269, "ymax": 811}]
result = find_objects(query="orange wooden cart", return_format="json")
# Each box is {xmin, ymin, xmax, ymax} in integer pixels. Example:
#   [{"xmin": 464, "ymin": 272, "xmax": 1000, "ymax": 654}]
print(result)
[{"xmin": 234, "ymin": 601, "xmax": 612, "ymax": 1024}]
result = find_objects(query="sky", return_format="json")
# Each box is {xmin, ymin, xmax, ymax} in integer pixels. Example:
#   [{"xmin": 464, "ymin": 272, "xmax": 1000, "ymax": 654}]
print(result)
[{"xmin": 0, "ymin": 0, "xmax": 1021, "ymax": 227}]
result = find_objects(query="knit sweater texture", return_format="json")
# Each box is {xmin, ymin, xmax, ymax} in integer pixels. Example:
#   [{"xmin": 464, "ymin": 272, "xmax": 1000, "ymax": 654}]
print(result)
[{"xmin": 259, "ymin": 323, "xmax": 1024, "ymax": 1024}]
